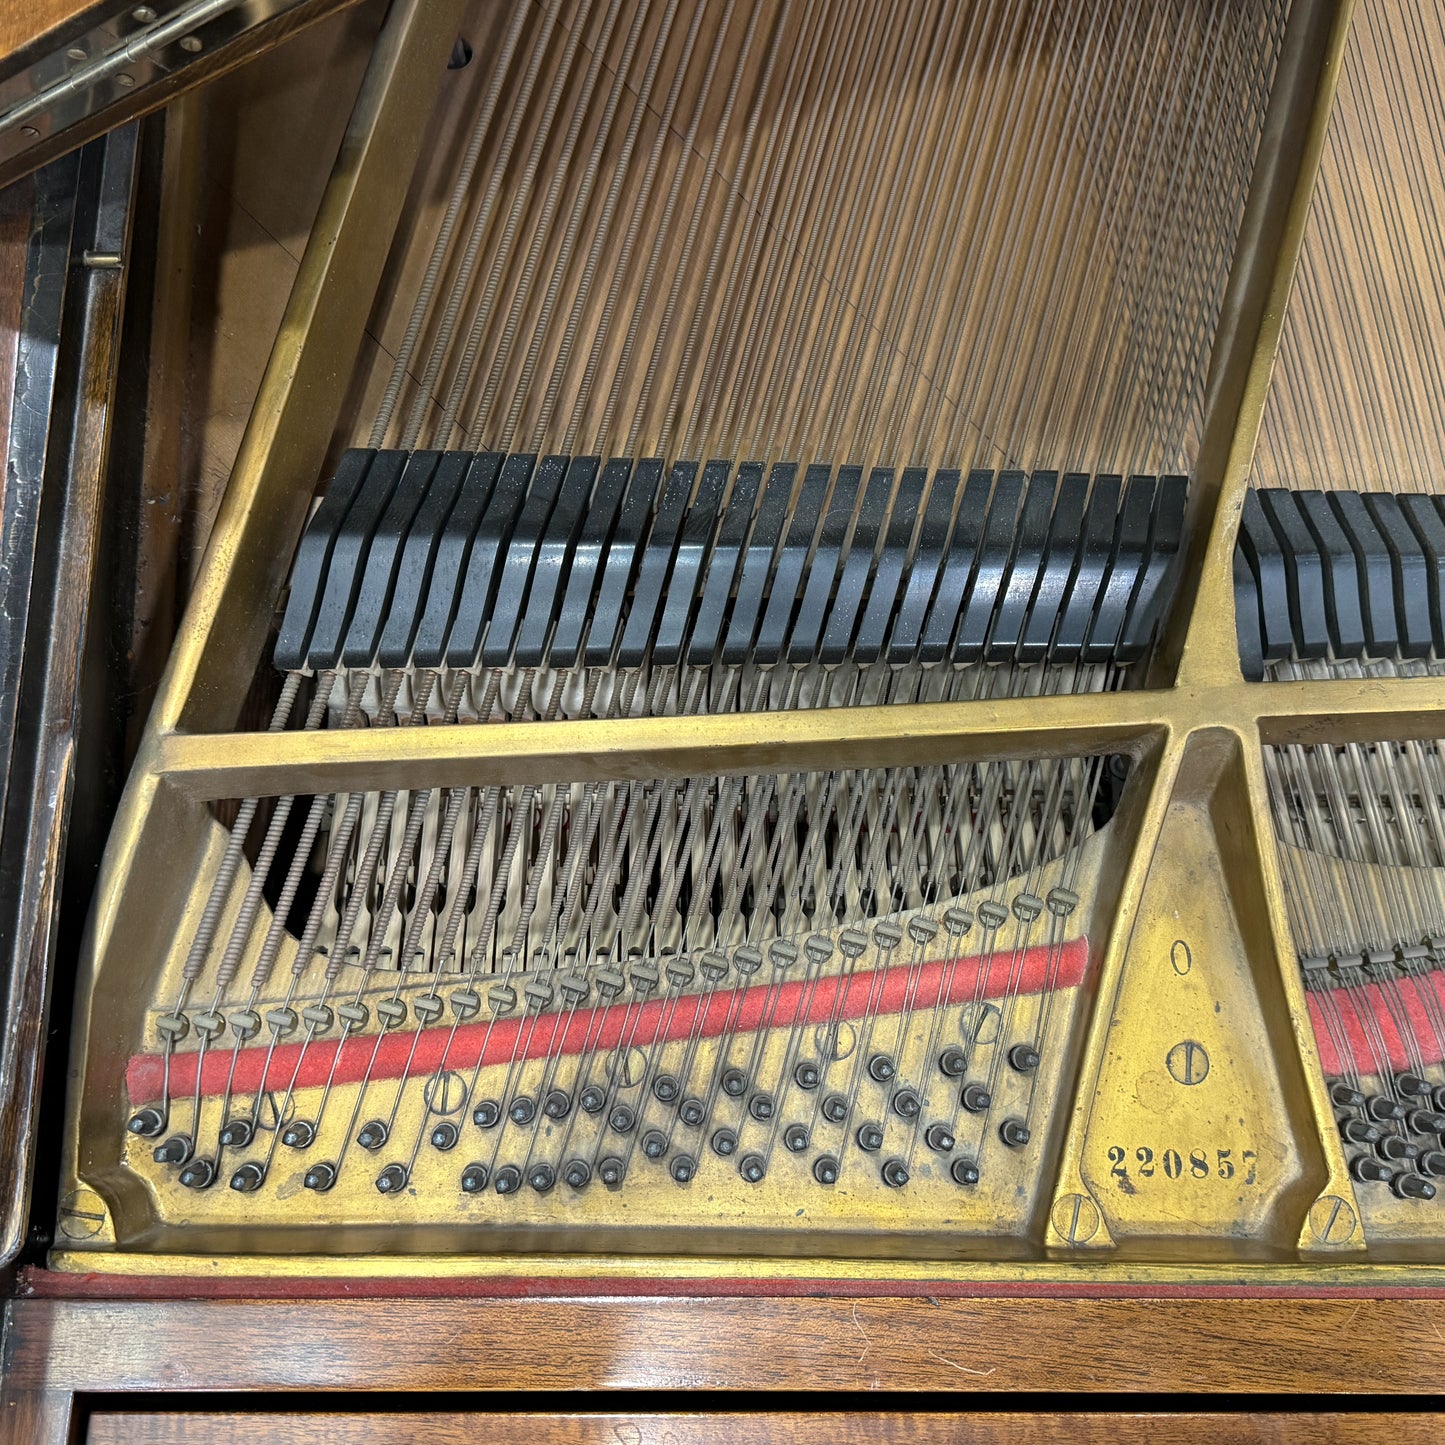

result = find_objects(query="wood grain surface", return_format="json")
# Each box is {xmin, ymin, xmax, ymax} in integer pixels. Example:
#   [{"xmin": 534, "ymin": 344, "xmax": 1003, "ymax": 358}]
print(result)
[
  {"xmin": 0, "ymin": 0, "xmax": 110, "ymax": 77},
  {"xmin": 6, "ymin": 1294, "xmax": 1445, "ymax": 1399},
  {"xmin": 79, "ymin": 1412, "xmax": 1445, "ymax": 1445}
]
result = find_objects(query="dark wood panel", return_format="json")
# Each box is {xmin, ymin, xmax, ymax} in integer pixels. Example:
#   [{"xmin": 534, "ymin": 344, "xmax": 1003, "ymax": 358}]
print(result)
[
  {"xmin": 80, "ymin": 1413, "xmax": 1445, "ymax": 1445},
  {"xmin": 7, "ymin": 1294, "xmax": 1445, "ymax": 1401}
]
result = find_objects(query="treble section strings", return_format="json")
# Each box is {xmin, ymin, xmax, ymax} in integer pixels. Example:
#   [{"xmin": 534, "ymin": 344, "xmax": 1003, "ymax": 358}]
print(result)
[
  {"xmin": 364, "ymin": 0, "xmax": 1285, "ymax": 481},
  {"xmin": 1256, "ymin": 0, "xmax": 1445, "ymax": 495}
]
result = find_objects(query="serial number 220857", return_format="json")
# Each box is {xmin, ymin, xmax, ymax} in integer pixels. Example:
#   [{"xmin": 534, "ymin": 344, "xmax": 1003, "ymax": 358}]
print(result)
[{"xmin": 1106, "ymin": 1145, "xmax": 1258, "ymax": 1184}]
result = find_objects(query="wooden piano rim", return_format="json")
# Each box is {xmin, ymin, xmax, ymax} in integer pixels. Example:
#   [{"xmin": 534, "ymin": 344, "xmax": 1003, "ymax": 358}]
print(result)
[{"xmin": 6, "ymin": 1291, "xmax": 1445, "ymax": 1405}]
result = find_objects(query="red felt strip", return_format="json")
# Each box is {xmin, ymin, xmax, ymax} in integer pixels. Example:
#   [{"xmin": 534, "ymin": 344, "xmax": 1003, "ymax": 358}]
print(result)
[
  {"xmin": 1307, "ymin": 969, "xmax": 1445, "ymax": 1075},
  {"xmin": 127, "ymin": 938, "xmax": 1088, "ymax": 1102}
]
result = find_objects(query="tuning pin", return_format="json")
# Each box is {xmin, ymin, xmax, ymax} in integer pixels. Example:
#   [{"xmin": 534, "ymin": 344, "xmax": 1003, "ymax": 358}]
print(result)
[
  {"xmin": 493, "ymin": 1164, "xmax": 523, "ymax": 1195},
  {"xmin": 229, "ymin": 1162, "xmax": 266, "ymax": 1192},
  {"xmin": 678, "ymin": 1097, "xmax": 706, "ymax": 1127},
  {"xmin": 711, "ymin": 1128, "xmax": 738, "ymax": 1157},
  {"xmin": 668, "ymin": 1155, "xmax": 696, "ymax": 1185},
  {"xmin": 509, "ymin": 1096, "xmax": 536, "ymax": 1126},
  {"xmin": 430, "ymin": 1121, "xmax": 460, "ymax": 1151},
  {"xmin": 127, "ymin": 1106, "xmax": 168, "ymax": 1138},
  {"xmin": 999, "ymin": 1118, "xmax": 1030, "ymax": 1148},
  {"xmin": 938, "ymin": 1047, "xmax": 967, "ymax": 1079},
  {"xmin": 218, "ymin": 1117, "xmax": 254, "ymax": 1149},
  {"xmin": 881, "ymin": 1158, "xmax": 910, "ymax": 1188},
  {"xmin": 177, "ymin": 1157, "xmax": 215, "ymax": 1191},
  {"xmin": 868, "ymin": 1054, "xmax": 896, "ymax": 1083},
  {"xmin": 1350, "ymin": 1154, "xmax": 1392, "ymax": 1184},
  {"xmin": 374, "ymin": 1164, "xmax": 408, "ymax": 1195},
  {"xmin": 356, "ymin": 1120, "xmax": 389, "ymax": 1151},
  {"xmin": 856, "ymin": 1122, "xmax": 884, "ymax": 1152},
  {"xmin": 960, "ymin": 1083, "xmax": 991, "ymax": 1114},
  {"xmin": 528, "ymin": 1163, "xmax": 556, "ymax": 1194},
  {"xmin": 925, "ymin": 1123, "xmax": 955, "ymax": 1153},
  {"xmin": 721, "ymin": 1068, "xmax": 748, "ymax": 1098},
  {"xmin": 891, "ymin": 1088, "xmax": 921, "ymax": 1121},
  {"xmin": 813, "ymin": 1155, "xmax": 840, "ymax": 1186},
  {"xmin": 1008, "ymin": 1043, "xmax": 1040, "ymax": 1073},
  {"xmin": 282, "ymin": 1118, "xmax": 316, "ymax": 1149},
  {"xmin": 563, "ymin": 1159, "xmax": 592, "ymax": 1190},
  {"xmin": 473, "ymin": 1099, "xmax": 502, "ymax": 1129},
  {"xmin": 794, "ymin": 1061, "xmax": 821, "ymax": 1091},
  {"xmin": 1392, "ymin": 1173, "xmax": 1436, "ymax": 1202},
  {"xmin": 1329, "ymin": 1083, "xmax": 1365, "ymax": 1109},
  {"xmin": 1339, "ymin": 1117, "xmax": 1381, "ymax": 1146},
  {"xmin": 951, "ymin": 1157, "xmax": 981, "ymax": 1186},
  {"xmin": 641, "ymin": 1131, "xmax": 668, "ymax": 1160},
  {"xmin": 1378, "ymin": 1135, "xmax": 1419, "ymax": 1164},
  {"xmin": 543, "ymin": 1090, "xmax": 571, "ymax": 1120},
  {"xmin": 598, "ymin": 1157, "xmax": 626, "ymax": 1187},
  {"xmin": 1366, "ymin": 1096, "xmax": 1406, "ymax": 1123},
  {"xmin": 152, "ymin": 1135, "xmax": 193, "ymax": 1166},
  {"xmin": 784, "ymin": 1124, "xmax": 810, "ymax": 1153},
  {"xmin": 303, "ymin": 1161, "xmax": 338, "ymax": 1192},
  {"xmin": 738, "ymin": 1154, "xmax": 766, "ymax": 1185},
  {"xmin": 821, "ymin": 1094, "xmax": 848, "ymax": 1124}
]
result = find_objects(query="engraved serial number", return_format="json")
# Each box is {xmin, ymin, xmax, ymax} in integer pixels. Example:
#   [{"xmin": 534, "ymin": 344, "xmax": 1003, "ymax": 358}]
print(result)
[{"xmin": 1106, "ymin": 1144, "xmax": 1258, "ymax": 1185}]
